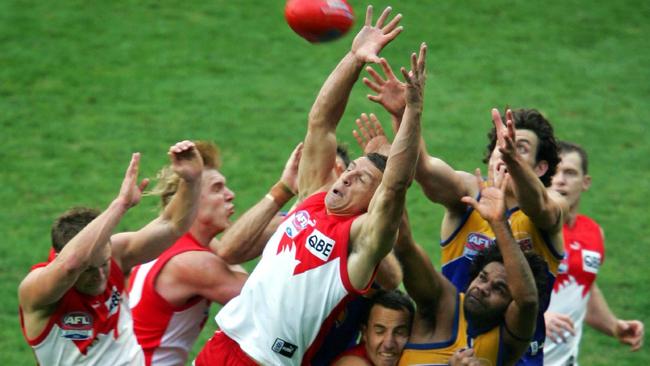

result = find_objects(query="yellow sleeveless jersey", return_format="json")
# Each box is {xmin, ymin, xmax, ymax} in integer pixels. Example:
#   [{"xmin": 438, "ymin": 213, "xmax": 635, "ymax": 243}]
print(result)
[
  {"xmin": 441, "ymin": 207, "xmax": 562, "ymax": 292},
  {"xmin": 439, "ymin": 204, "xmax": 563, "ymax": 363},
  {"xmin": 398, "ymin": 293, "xmax": 502, "ymax": 366}
]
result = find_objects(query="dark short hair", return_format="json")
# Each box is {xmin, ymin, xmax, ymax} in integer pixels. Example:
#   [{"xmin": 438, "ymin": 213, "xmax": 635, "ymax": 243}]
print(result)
[
  {"xmin": 363, "ymin": 289, "xmax": 415, "ymax": 331},
  {"xmin": 336, "ymin": 144, "xmax": 351, "ymax": 168},
  {"xmin": 483, "ymin": 109, "xmax": 560, "ymax": 187},
  {"xmin": 468, "ymin": 245, "xmax": 549, "ymax": 307},
  {"xmin": 51, "ymin": 207, "xmax": 101, "ymax": 252},
  {"xmin": 366, "ymin": 153, "xmax": 387, "ymax": 173},
  {"xmin": 557, "ymin": 140, "xmax": 589, "ymax": 175}
]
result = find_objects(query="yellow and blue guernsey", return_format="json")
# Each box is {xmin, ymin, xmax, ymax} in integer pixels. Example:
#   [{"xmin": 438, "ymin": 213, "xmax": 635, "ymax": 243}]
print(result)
[
  {"xmin": 398, "ymin": 293, "xmax": 504, "ymax": 366},
  {"xmin": 440, "ymin": 200, "xmax": 563, "ymax": 364}
]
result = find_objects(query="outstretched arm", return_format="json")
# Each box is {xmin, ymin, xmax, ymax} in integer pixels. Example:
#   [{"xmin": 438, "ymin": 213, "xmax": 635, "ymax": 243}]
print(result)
[
  {"xmin": 462, "ymin": 167, "xmax": 539, "ymax": 361},
  {"xmin": 586, "ymin": 282, "xmax": 644, "ymax": 351},
  {"xmin": 298, "ymin": 5, "xmax": 402, "ymax": 200},
  {"xmin": 213, "ymin": 143, "xmax": 302, "ymax": 263},
  {"xmin": 348, "ymin": 43, "xmax": 426, "ymax": 290},
  {"xmin": 394, "ymin": 211, "xmax": 456, "ymax": 334},
  {"xmin": 19, "ymin": 153, "xmax": 147, "ymax": 312},
  {"xmin": 492, "ymin": 109, "xmax": 567, "ymax": 236},
  {"xmin": 111, "ymin": 141, "xmax": 203, "ymax": 271},
  {"xmin": 364, "ymin": 57, "xmax": 474, "ymax": 214}
]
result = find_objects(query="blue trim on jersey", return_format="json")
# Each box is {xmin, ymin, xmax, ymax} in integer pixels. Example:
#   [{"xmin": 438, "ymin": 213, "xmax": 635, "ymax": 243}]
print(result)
[
  {"xmin": 440, "ymin": 193, "xmax": 480, "ymax": 247},
  {"xmin": 404, "ymin": 292, "xmax": 461, "ymax": 350}
]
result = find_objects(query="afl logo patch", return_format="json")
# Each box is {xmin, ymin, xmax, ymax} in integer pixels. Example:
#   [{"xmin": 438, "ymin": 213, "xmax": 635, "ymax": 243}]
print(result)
[
  {"xmin": 286, "ymin": 210, "xmax": 315, "ymax": 238},
  {"xmin": 463, "ymin": 233, "xmax": 493, "ymax": 259},
  {"xmin": 61, "ymin": 312, "xmax": 93, "ymax": 340}
]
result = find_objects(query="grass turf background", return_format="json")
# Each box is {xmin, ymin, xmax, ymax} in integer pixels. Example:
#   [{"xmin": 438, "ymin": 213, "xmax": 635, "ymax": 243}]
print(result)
[{"xmin": 1, "ymin": 0, "xmax": 648, "ymax": 364}]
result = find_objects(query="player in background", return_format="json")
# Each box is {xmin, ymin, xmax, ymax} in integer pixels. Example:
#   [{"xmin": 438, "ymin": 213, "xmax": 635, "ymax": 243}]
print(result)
[
  {"xmin": 395, "ymin": 168, "xmax": 548, "ymax": 366},
  {"xmin": 544, "ymin": 141, "xmax": 644, "ymax": 365},
  {"xmin": 362, "ymin": 57, "xmax": 567, "ymax": 364},
  {"xmin": 18, "ymin": 141, "xmax": 203, "ymax": 366},
  {"xmin": 128, "ymin": 141, "xmax": 302, "ymax": 366},
  {"xmin": 195, "ymin": 6, "xmax": 426, "ymax": 365},
  {"xmin": 332, "ymin": 289, "xmax": 414, "ymax": 366}
]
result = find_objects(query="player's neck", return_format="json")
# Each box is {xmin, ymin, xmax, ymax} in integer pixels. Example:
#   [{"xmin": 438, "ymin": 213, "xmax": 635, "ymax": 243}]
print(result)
[
  {"xmin": 189, "ymin": 225, "xmax": 218, "ymax": 247},
  {"xmin": 566, "ymin": 203, "xmax": 581, "ymax": 228}
]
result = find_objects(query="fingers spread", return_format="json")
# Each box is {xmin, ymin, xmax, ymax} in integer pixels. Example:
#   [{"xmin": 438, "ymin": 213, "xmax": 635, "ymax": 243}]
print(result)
[
  {"xmin": 382, "ymin": 13, "xmax": 402, "ymax": 34},
  {"xmin": 375, "ymin": 6, "xmax": 391, "ymax": 28},
  {"xmin": 364, "ymin": 5, "xmax": 373, "ymax": 26}
]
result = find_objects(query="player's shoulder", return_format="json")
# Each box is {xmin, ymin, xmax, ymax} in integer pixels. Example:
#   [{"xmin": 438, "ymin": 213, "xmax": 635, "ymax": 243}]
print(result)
[
  {"xmin": 576, "ymin": 214, "xmax": 602, "ymax": 230},
  {"xmin": 165, "ymin": 250, "xmax": 229, "ymax": 281}
]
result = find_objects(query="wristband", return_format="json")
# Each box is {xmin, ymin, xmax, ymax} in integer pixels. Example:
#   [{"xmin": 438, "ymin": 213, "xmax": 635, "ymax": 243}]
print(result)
[{"xmin": 266, "ymin": 181, "xmax": 295, "ymax": 206}]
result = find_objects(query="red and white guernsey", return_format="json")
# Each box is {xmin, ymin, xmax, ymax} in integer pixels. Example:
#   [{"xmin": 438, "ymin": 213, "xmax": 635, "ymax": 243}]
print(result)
[
  {"xmin": 128, "ymin": 233, "xmax": 211, "ymax": 366},
  {"xmin": 215, "ymin": 192, "xmax": 372, "ymax": 365},
  {"xmin": 19, "ymin": 259, "xmax": 144, "ymax": 366},
  {"xmin": 545, "ymin": 214, "xmax": 605, "ymax": 366}
]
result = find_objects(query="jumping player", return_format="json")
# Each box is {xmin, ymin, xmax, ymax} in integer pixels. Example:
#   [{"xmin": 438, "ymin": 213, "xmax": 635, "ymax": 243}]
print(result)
[
  {"xmin": 395, "ymin": 168, "xmax": 548, "ymax": 366},
  {"xmin": 128, "ymin": 141, "xmax": 302, "ymax": 366},
  {"xmin": 195, "ymin": 6, "xmax": 426, "ymax": 365},
  {"xmin": 362, "ymin": 58, "xmax": 567, "ymax": 363},
  {"xmin": 18, "ymin": 141, "xmax": 203, "ymax": 366}
]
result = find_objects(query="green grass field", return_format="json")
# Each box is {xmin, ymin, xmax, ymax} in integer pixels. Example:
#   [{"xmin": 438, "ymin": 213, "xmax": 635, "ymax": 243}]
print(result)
[{"xmin": 1, "ymin": 0, "xmax": 648, "ymax": 364}]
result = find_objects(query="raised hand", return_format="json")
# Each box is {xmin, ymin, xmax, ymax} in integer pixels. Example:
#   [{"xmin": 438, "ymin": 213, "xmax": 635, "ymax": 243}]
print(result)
[
  {"xmin": 492, "ymin": 108, "xmax": 518, "ymax": 163},
  {"xmin": 169, "ymin": 140, "xmax": 204, "ymax": 182},
  {"xmin": 351, "ymin": 6, "xmax": 403, "ymax": 64},
  {"xmin": 461, "ymin": 165, "xmax": 508, "ymax": 224},
  {"xmin": 401, "ymin": 43, "xmax": 427, "ymax": 108},
  {"xmin": 449, "ymin": 348, "xmax": 482, "ymax": 366},
  {"xmin": 281, "ymin": 142, "xmax": 303, "ymax": 194},
  {"xmin": 615, "ymin": 319, "xmax": 644, "ymax": 351},
  {"xmin": 118, "ymin": 153, "xmax": 150, "ymax": 209},
  {"xmin": 352, "ymin": 113, "xmax": 390, "ymax": 155},
  {"xmin": 363, "ymin": 57, "xmax": 406, "ymax": 118},
  {"xmin": 545, "ymin": 312, "xmax": 576, "ymax": 343}
]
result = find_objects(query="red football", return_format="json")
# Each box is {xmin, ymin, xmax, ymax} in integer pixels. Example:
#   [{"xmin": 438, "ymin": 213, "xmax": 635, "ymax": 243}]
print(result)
[{"xmin": 285, "ymin": 0, "xmax": 355, "ymax": 43}]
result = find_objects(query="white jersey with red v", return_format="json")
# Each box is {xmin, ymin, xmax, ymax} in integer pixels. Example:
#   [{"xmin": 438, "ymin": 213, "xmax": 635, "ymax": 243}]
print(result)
[{"xmin": 215, "ymin": 192, "xmax": 375, "ymax": 366}]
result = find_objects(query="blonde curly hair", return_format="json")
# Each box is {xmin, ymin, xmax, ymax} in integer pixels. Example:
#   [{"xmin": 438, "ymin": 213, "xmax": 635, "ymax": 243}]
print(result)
[{"xmin": 149, "ymin": 141, "xmax": 221, "ymax": 208}]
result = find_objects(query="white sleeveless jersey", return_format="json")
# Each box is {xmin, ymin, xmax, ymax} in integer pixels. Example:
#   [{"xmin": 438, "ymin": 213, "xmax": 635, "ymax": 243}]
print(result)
[
  {"xmin": 20, "ymin": 260, "xmax": 144, "ymax": 366},
  {"xmin": 544, "ymin": 215, "xmax": 605, "ymax": 366},
  {"xmin": 128, "ymin": 233, "xmax": 211, "ymax": 366},
  {"xmin": 216, "ymin": 192, "xmax": 369, "ymax": 365}
]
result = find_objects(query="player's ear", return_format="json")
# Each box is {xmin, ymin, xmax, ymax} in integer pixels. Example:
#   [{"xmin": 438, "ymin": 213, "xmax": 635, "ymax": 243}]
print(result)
[
  {"xmin": 582, "ymin": 174, "xmax": 592, "ymax": 191},
  {"xmin": 534, "ymin": 160, "xmax": 548, "ymax": 178}
]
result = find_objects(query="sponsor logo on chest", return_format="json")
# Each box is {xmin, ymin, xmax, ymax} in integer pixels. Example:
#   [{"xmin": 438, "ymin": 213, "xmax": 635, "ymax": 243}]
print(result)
[
  {"xmin": 305, "ymin": 229, "xmax": 335, "ymax": 261},
  {"xmin": 61, "ymin": 312, "xmax": 93, "ymax": 340},
  {"xmin": 582, "ymin": 249, "xmax": 601, "ymax": 274}
]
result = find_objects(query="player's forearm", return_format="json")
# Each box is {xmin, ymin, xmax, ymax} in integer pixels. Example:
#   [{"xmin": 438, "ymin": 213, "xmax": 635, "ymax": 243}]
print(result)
[
  {"xmin": 586, "ymin": 283, "xmax": 618, "ymax": 337},
  {"xmin": 161, "ymin": 177, "xmax": 202, "ymax": 237},
  {"xmin": 215, "ymin": 195, "xmax": 284, "ymax": 264},
  {"xmin": 394, "ymin": 217, "xmax": 444, "ymax": 306},
  {"xmin": 374, "ymin": 251, "xmax": 403, "ymax": 290},
  {"xmin": 491, "ymin": 218, "xmax": 538, "ymax": 308},
  {"xmin": 505, "ymin": 156, "xmax": 557, "ymax": 225},
  {"xmin": 307, "ymin": 52, "xmax": 364, "ymax": 132},
  {"xmin": 382, "ymin": 104, "xmax": 421, "ymax": 190},
  {"xmin": 59, "ymin": 199, "xmax": 129, "ymax": 272}
]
